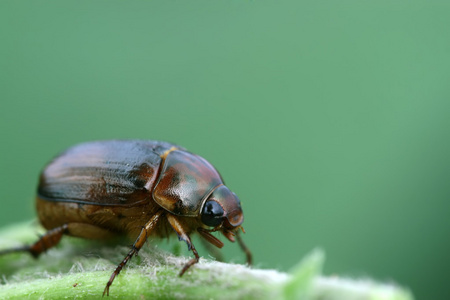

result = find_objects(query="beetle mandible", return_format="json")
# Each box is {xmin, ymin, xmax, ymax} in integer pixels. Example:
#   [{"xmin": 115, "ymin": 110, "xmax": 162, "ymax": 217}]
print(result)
[{"xmin": 0, "ymin": 140, "xmax": 252, "ymax": 296}]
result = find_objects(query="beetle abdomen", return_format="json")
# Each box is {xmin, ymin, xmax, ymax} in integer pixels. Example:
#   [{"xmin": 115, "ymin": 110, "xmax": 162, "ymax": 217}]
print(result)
[
  {"xmin": 36, "ymin": 195, "xmax": 170, "ymax": 239},
  {"xmin": 38, "ymin": 140, "xmax": 175, "ymax": 206}
]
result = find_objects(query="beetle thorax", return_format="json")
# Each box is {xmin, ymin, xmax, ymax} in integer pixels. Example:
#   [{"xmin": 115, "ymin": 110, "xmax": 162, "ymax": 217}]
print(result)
[{"xmin": 152, "ymin": 150, "xmax": 223, "ymax": 217}]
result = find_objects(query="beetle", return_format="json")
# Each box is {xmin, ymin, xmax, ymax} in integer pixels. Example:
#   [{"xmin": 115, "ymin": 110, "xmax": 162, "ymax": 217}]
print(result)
[{"xmin": 0, "ymin": 140, "xmax": 251, "ymax": 296}]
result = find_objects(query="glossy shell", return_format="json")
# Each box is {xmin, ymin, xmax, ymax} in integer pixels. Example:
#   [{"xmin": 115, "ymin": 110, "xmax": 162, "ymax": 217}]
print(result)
[
  {"xmin": 37, "ymin": 140, "xmax": 224, "ymax": 217},
  {"xmin": 153, "ymin": 150, "xmax": 223, "ymax": 216}
]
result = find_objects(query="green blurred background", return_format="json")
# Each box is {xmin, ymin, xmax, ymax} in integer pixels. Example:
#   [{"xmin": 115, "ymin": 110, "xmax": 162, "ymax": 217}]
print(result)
[{"xmin": 1, "ymin": 1, "xmax": 449, "ymax": 299}]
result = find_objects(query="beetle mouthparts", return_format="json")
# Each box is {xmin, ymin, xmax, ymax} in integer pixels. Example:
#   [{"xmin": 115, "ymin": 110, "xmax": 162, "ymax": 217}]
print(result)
[{"xmin": 221, "ymin": 229, "xmax": 236, "ymax": 243}]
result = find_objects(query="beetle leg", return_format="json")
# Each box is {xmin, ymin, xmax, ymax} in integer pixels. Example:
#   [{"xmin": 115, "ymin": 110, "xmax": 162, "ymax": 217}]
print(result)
[
  {"xmin": 197, "ymin": 230, "xmax": 225, "ymax": 262},
  {"xmin": 166, "ymin": 214, "xmax": 200, "ymax": 276},
  {"xmin": 179, "ymin": 245, "xmax": 200, "ymax": 276},
  {"xmin": 197, "ymin": 227, "xmax": 224, "ymax": 249},
  {"xmin": 236, "ymin": 230, "xmax": 252, "ymax": 266},
  {"xmin": 0, "ymin": 224, "xmax": 69, "ymax": 258},
  {"xmin": 103, "ymin": 210, "xmax": 163, "ymax": 297}
]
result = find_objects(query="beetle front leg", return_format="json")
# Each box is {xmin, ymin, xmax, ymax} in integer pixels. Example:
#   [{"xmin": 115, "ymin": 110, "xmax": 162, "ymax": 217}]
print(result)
[
  {"xmin": 166, "ymin": 214, "xmax": 200, "ymax": 276},
  {"xmin": 103, "ymin": 210, "xmax": 163, "ymax": 297},
  {"xmin": 199, "ymin": 237, "xmax": 224, "ymax": 262},
  {"xmin": 179, "ymin": 243, "xmax": 200, "ymax": 276}
]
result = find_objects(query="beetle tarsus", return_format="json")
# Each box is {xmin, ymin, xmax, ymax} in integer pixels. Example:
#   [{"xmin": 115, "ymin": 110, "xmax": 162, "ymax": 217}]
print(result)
[
  {"xmin": 179, "ymin": 246, "xmax": 200, "ymax": 276},
  {"xmin": 103, "ymin": 211, "xmax": 163, "ymax": 296},
  {"xmin": 103, "ymin": 247, "xmax": 138, "ymax": 297}
]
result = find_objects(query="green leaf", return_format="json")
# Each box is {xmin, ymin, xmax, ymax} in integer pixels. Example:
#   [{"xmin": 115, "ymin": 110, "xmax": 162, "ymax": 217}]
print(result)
[{"xmin": 0, "ymin": 222, "xmax": 414, "ymax": 300}]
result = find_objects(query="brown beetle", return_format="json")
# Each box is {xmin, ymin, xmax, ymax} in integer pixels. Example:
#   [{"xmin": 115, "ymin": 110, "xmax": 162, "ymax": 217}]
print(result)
[{"xmin": 1, "ymin": 140, "xmax": 251, "ymax": 296}]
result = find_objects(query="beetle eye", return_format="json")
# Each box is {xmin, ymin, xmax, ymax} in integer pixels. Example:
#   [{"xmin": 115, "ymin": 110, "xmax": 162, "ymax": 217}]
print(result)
[{"xmin": 201, "ymin": 200, "xmax": 224, "ymax": 227}]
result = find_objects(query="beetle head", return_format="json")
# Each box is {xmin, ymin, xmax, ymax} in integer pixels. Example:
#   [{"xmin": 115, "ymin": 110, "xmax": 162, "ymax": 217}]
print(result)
[{"xmin": 200, "ymin": 185, "xmax": 244, "ymax": 231}]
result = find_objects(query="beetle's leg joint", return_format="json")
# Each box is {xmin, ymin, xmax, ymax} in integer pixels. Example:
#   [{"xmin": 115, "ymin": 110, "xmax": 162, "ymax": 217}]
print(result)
[
  {"xmin": 132, "ymin": 245, "xmax": 140, "ymax": 257},
  {"xmin": 26, "ymin": 224, "xmax": 69, "ymax": 258}
]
